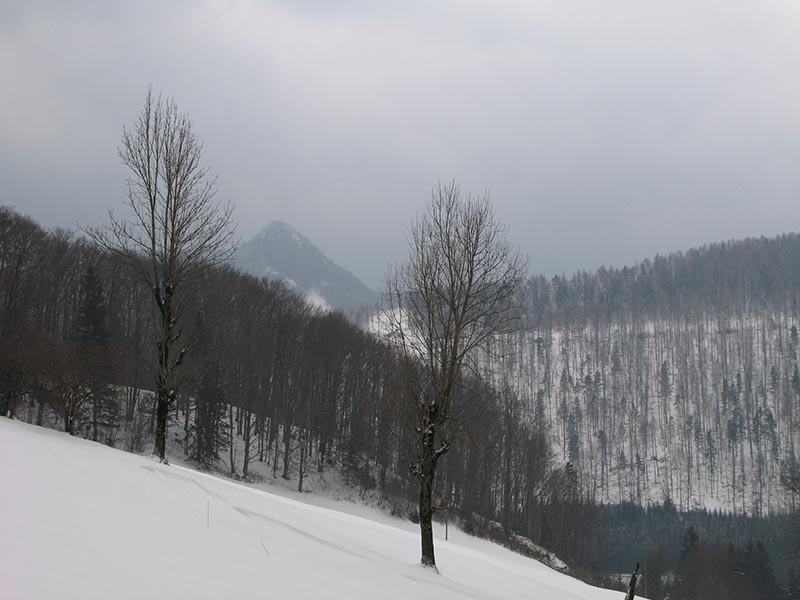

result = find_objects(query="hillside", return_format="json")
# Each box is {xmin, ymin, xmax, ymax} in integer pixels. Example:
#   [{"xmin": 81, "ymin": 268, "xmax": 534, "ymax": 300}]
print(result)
[
  {"xmin": 234, "ymin": 221, "xmax": 378, "ymax": 314},
  {"xmin": 495, "ymin": 234, "xmax": 800, "ymax": 514},
  {"xmin": 2, "ymin": 205, "xmax": 796, "ymax": 593},
  {"xmin": 0, "ymin": 417, "xmax": 619, "ymax": 600}
]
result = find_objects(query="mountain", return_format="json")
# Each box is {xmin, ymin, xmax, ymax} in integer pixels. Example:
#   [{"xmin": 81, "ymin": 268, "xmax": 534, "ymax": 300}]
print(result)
[
  {"xmin": 234, "ymin": 221, "xmax": 378, "ymax": 314},
  {"xmin": 0, "ymin": 417, "xmax": 618, "ymax": 600}
]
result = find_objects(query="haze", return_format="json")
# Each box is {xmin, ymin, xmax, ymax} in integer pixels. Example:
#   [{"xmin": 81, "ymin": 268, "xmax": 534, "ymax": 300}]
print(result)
[{"xmin": 2, "ymin": 0, "xmax": 800, "ymax": 288}]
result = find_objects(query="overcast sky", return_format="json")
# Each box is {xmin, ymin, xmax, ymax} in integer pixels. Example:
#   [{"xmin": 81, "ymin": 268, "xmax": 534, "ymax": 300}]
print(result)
[{"xmin": 2, "ymin": 1, "xmax": 800, "ymax": 288}]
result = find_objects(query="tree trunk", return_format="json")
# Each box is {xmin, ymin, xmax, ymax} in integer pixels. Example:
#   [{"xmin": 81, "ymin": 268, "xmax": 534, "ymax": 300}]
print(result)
[
  {"xmin": 243, "ymin": 411, "xmax": 252, "ymax": 478},
  {"xmin": 153, "ymin": 389, "xmax": 168, "ymax": 462},
  {"xmin": 418, "ymin": 407, "xmax": 439, "ymax": 568},
  {"xmin": 271, "ymin": 424, "xmax": 280, "ymax": 478},
  {"xmin": 92, "ymin": 393, "xmax": 99, "ymax": 442},
  {"xmin": 624, "ymin": 562, "xmax": 640, "ymax": 600},
  {"xmin": 298, "ymin": 428, "xmax": 306, "ymax": 493},
  {"xmin": 149, "ymin": 395, "xmax": 157, "ymax": 435},
  {"xmin": 183, "ymin": 397, "xmax": 191, "ymax": 456},
  {"xmin": 282, "ymin": 425, "xmax": 292, "ymax": 480},
  {"xmin": 317, "ymin": 439, "xmax": 326, "ymax": 473},
  {"xmin": 152, "ymin": 280, "xmax": 180, "ymax": 464},
  {"xmin": 35, "ymin": 399, "xmax": 45, "ymax": 426},
  {"xmin": 419, "ymin": 459, "xmax": 437, "ymax": 568},
  {"xmin": 228, "ymin": 403, "xmax": 237, "ymax": 476}
]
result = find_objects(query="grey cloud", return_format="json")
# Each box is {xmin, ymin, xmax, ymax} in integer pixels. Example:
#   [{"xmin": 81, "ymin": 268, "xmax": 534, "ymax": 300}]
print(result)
[{"xmin": 2, "ymin": 1, "xmax": 800, "ymax": 288}]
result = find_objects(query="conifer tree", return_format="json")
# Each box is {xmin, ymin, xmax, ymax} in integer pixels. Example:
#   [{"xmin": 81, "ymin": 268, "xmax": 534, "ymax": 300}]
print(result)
[{"xmin": 190, "ymin": 361, "xmax": 227, "ymax": 469}]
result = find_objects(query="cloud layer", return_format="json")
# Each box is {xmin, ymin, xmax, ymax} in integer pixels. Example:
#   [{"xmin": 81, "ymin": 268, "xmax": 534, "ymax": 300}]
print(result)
[{"xmin": 3, "ymin": 0, "xmax": 800, "ymax": 287}]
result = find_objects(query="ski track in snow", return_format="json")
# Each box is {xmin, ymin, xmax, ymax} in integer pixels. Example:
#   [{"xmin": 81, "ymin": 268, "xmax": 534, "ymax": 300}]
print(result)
[
  {"xmin": 233, "ymin": 506, "xmax": 373, "ymax": 562},
  {"xmin": 140, "ymin": 464, "xmax": 227, "ymax": 500},
  {"xmin": 0, "ymin": 418, "xmax": 624, "ymax": 600}
]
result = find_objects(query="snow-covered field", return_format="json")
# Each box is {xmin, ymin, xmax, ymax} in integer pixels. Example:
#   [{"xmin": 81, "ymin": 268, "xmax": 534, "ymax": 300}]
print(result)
[{"xmin": 0, "ymin": 418, "xmax": 623, "ymax": 600}]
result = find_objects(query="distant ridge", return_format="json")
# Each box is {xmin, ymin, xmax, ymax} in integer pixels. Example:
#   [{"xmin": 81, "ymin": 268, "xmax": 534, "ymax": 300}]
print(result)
[{"xmin": 234, "ymin": 221, "xmax": 378, "ymax": 315}]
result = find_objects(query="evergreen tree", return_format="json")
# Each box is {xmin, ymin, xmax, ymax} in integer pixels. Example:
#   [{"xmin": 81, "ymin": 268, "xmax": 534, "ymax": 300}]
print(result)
[
  {"xmin": 190, "ymin": 362, "xmax": 227, "ymax": 469},
  {"xmin": 76, "ymin": 262, "xmax": 114, "ymax": 442},
  {"xmin": 77, "ymin": 263, "xmax": 107, "ymax": 346},
  {"xmin": 783, "ymin": 566, "xmax": 800, "ymax": 600},
  {"xmin": 675, "ymin": 526, "xmax": 701, "ymax": 599},
  {"xmin": 748, "ymin": 541, "xmax": 778, "ymax": 600}
]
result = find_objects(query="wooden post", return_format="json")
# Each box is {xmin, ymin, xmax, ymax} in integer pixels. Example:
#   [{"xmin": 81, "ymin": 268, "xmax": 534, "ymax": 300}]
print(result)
[{"xmin": 624, "ymin": 562, "xmax": 640, "ymax": 600}]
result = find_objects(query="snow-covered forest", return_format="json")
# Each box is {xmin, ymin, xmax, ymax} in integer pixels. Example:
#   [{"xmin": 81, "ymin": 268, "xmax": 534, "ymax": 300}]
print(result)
[
  {"xmin": 500, "ymin": 235, "xmax": 800, "ymax": 515},
  {"xmin": 3, "ymin": 204, "xmax": 799, "ymax": 597}
]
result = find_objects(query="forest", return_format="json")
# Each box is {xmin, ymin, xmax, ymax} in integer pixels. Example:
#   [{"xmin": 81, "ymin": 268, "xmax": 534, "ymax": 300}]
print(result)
[
  {"xmin": 2, "ymin": 204, "xmax": 799, "ymax": 597},
  {"xmin": 502, "ymin": 234, "xmax": 800, "ymax": 516},
  {"xmin": 0, "ymin": 205, "xmax": 585, "ymax": 560}
]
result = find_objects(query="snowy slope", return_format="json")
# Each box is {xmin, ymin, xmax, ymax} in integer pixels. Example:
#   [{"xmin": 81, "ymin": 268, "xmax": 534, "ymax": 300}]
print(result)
[{"xmin": 0, "ymin": 419, "xmax": 624, "ymax": 600}]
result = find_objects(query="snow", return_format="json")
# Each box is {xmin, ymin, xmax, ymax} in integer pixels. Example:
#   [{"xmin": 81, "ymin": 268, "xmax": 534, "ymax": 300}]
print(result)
[
  {"xmin": 0, "ymin": 418, "xmax": 622, "ymax": 600},
  {"xmin": 305, "ymin": 288, "xmax": 332, "ymax": 313}
]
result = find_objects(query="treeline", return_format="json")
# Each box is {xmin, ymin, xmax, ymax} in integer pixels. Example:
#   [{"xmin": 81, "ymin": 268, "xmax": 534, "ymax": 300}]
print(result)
[
  {"xmin": 0, "ymin": 205, "xmax": 594, "ymax": 569},
  {"xmin": 637, "ymin": 523, "xmax": 787, "ymax": 600},
  {"xmin": 589, "ymin": 500, "xmax": 791, "ymax": 574},
  {"xmin": 528, "ymin": 234, "xmax": 800, "ymax": 323},
  {"xmin": 497, "ymin": 233, "xmax": 800, "ymax": 514}
]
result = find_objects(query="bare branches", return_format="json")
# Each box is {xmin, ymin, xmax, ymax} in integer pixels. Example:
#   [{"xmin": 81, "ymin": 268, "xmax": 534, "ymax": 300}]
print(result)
[
  {"xmin": 384, "ymin": 180, "xmax": 526, "ymax": 567},
  {"xmin": 85, "ymin": 87, "xmax": 236, "ymax": 461},
  {"xmin": 86, "ymin": 87, "xmax": 236, "ymax": 291},
  {"xmin": 385, "ymin": 180, "xmax": 526, "ymax": 421}
]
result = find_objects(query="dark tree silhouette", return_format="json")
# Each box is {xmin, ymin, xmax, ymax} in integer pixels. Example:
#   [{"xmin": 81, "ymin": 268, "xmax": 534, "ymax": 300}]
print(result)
[
  {"xmin": 87, "ymin": 88, "xmax": 235, "ymax": 462},
  {"xmin": 385, "ymin": 181, "xmax": 525, "ymax": 568}
]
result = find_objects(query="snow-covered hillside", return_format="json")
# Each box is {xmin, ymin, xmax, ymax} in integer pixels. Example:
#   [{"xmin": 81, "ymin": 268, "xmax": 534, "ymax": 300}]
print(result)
[{"xmin": 0, "ymin": 418, "xmax": 621, "ymax": 600}]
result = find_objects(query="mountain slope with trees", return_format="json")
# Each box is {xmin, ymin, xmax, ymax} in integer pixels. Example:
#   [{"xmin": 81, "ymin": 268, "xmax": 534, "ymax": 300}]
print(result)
[{"xmin": 497, "ymin": 234, "xmax": 800, "ymax": 515}]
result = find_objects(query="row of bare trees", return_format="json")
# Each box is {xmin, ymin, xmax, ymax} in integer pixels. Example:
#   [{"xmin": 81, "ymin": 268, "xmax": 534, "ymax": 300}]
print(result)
[
  {"xmin": 0, "ymin": 202, "xmax": 597, "ymax": 567},
  {"xmin": 0, "ymin": 207, "xmax": 149, "ymax": 444}
]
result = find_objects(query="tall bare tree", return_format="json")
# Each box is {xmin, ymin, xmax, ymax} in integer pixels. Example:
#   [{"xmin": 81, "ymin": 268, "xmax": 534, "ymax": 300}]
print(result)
[
  {"xmin": 385, "ymin": 180, "xmax": 526, "ymax": 568},
  {"xmin": 88, "ymin": 88, "xmax": 235, "ymax": 462}
]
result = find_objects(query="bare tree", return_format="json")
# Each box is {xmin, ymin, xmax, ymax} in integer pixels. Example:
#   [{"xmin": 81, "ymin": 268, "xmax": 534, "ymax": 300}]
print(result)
[
  {"xmin": 88, "ymin": 87, "xmax": 235, "ymax": 462},
  {"xmin": 385, "ymin": 180, "xmax": 526, "ymax": 568}
]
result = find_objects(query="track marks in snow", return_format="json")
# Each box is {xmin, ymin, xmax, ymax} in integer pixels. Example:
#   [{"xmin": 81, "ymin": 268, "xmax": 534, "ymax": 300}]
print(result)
[
  {"xmin": 139, "ymin": 464, "xmax": 226, "ymax": 500},
  {"xmin": 233, "ymin": 506, "xmax": 373, "ymax": 562}
]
